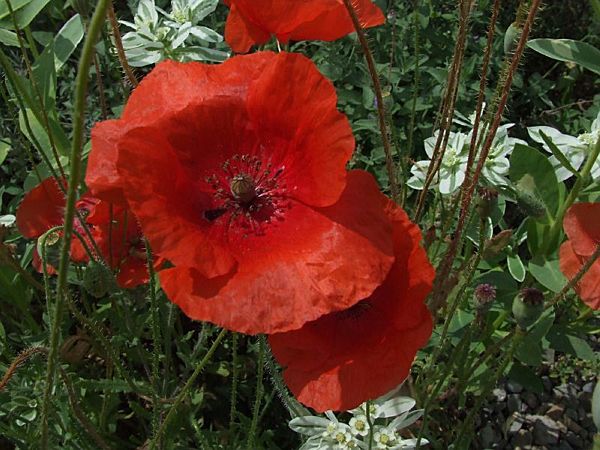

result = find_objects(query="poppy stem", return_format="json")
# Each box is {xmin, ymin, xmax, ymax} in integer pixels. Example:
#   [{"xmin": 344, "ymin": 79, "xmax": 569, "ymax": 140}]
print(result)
[
  {"xmin": 247, "ymin": 335, "xmax": 266, "ymax": 448},
  {"xmin": 341, "ymin": 0, "xmax": 399, "ymax": 201},
  {"xmin": 229, "ymin": 332, "xmax": 239, "ymax": 427},
  {"xmin": 39, "ymin": 1, "xmax": 111, "ymax": 446},
  {"xmin": 107, "ymin": 1, "xmax": 139, "ymax": 87},
  {"xmin": 150, "ymin": 328, "xmax": 227, "ymax": 449},
  {"xmin": 144, "ymin": 239, "xmax": 162, "ymax": 443}
]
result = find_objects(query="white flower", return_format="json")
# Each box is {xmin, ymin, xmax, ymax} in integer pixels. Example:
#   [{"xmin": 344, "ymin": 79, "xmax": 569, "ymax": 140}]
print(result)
[
  {"xmin": 349, "ymin": 415, "xmax": 370, "ymax": 436},
  {"xmin": 407, "ymin": 131, "xmax": 470, "ymax": 195},
  {"xmin": 119, "ymin": 0, "xmax": 227, "ymax": 67},
  {"xmin": 478, "ymin": 123, "xmax": 526, "ymax": 186},
  {"xmin": 528, "ymin": 111, "xmax": 600, "ymax": 181}
]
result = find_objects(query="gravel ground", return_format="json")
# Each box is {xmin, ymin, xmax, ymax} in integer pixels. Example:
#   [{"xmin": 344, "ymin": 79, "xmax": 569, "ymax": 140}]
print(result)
[{"xmin": 473, "ymin": 335, "xmax": 599, "ymax": 450}]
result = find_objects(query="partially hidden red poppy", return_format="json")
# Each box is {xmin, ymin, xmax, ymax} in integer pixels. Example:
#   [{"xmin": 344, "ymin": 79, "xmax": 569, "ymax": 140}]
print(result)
[
  {"xmin": 16, "ymin": 177, "xmax": 154, "ymax": 288},
  {"xmin": 86, "ymin": 52, "xmax": 396, "ymax": 334},
  {"xmin": 224, "ymin": 0, "xmax": 385, "ymax": 54},
  {"xmin": 559, "ymin": 203, "xmax": 600, "ymax": 310},
  {"xmin": 268, "ymin": 191, "xmax": 434, "ymax": 412}
]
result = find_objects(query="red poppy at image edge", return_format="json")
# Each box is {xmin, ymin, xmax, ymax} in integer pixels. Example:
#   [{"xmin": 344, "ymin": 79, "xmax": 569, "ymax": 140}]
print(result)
[
  {"xmin": 559, "ymin": 202, "xmax": 600, "ymax": 310},
  {"xmin": 269, "ymin": 200, "xmax": 434, "ymax": 412},
  {"xmin": 223, "ymin": 0, "xmax": 385, "ymax": 53},
  {"xmin": 15, "ymin": 177, "xmax": 156, "ymax": 289},
  {"xmin": 85, "ymin": 51, "xmax": 398, "ymax": 335}
]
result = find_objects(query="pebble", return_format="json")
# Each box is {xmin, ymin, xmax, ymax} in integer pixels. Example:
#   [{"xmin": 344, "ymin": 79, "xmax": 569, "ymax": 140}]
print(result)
[
  {"xmin": 532, "ymin": 416, "xmax": 560, "ymax": 445},
  {"xmin": 545, "ymin": 404, "xmax": 564, "ymax": 421},
  {"xmin": 508, "ymin": 394, "xmax": 525, "ymax": 413},
  {"xmin": 493, "ymin": 387, "xmax": 507, "ymax": 402},
  {"xmin": 565, "ymin": 430, "xmax": 584, "ymax": 448},
  {"xmin": 508, "ymin": 381, "xmax": 524, "ymax": 394}
]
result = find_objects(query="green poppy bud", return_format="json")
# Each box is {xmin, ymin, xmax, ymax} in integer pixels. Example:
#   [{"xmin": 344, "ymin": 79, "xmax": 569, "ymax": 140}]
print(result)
[
  {"xmin": 516, "ymin": 188, "xmax": 546, "ymax": 219},
  {"xmin": 512, "ymin": 288, "xmax": 544, "ymax": 329},
  {"xmin": 83, "ymin": 261, "xmax": 116, "ymax": 298},
  {"xmin": 36, "ymin": 229, "xmax": 62, "ymax": 270}
]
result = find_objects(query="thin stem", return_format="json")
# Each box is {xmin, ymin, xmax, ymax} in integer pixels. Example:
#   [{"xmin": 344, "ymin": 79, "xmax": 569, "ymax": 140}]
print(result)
[
  {"xmin": 247, "ymin": 335, "xmax": 266, "ymax": 449},
  {"xmin": 229, "ymin": 332, "xmax": 239, "ymax": 427},
  {"xmin": 107, "ymin": 1, "xmax": 139, "ymax": 87},
  {"xmin": 341, "ymin": 0, "xmax": 399, "ymax": 200},
  {"xmin": 145, "ymin": 239, "xmax": 162, "ymax": 440},
  {"xmin": 429, "ymin": 0, "xmax": 542, "ymax": 312},
  {"xmin": 150, "ymin": 328, "xmax": 227, "ymax": 449},
  {"xmin": 0, "ymin": 347, "xmax": 47, "ymax": 392},
  {"xmin": 366, "ymin": 400, "xmax": 374, "ymax": 450},
  {"xmin": 39, "ymin": 1, "xmax": 111, "ymax": 446}
]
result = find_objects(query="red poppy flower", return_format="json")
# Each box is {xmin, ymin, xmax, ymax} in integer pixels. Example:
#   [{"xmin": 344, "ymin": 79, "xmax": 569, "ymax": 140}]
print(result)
[
  {"xmin": 86, "ymin": 52, "xmax": 396, "ymax": 334},
  {"xmin": 224, "ymin": 0, "xmax": 385, "ymax": 53},
  {"xmin": 268, "ymin": 191, "xmax": 434, "ymax": 412},
  {"xmin": 16, "ymin": 177, "xmax": 153, "ymax": 288},
  {"xmin": 559, "ymin": 203, "xmax": 600, "ymax": 310}
]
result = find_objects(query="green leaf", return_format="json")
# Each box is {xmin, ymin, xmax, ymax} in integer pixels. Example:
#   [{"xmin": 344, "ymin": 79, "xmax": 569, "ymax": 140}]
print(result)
[
  {"xmin": 527, "ymin": 38, "xmax": 600, "ymax": 75},
  {"xmin": 508, "ymin": 361, "xmax": 543, "ymax": 394},
  {"xmin": 0, "ymin": 0, "xmax": 52, "ymax": 29},
  {"xmin": 52, "ymin": 14, "xmax": 84, "ymax": 71},
  {"xmin": 539, "ymin": 130, "xmax": 579, "ymax": 177},
  {"xmin": 0, "ymin": 139, "xmax": 10, "ymax": 165},
  {"xmin": 510, "ymin": 144, "xmax": 561, "ymax": 218},
  {"xmin": 546, "ymin": 327, "xmax": 597, "ymax": 361},
  {"xmin": 507, "ymin": 253, "xmax": 526, "ymax": 282},
  {"xmin": 515, "ymin": 309, "xmax": 554, "ymax": 367},
  {"xmin": 0, "ymin": 0, "xmax": 30, "ymax": 20},
  {"xmin": 0, "ymin": 28, "xmax": 19, "ymax": 47},
  {"xmin": 528, "ymin": 256, "xmax": 568, "ymax": 293}
]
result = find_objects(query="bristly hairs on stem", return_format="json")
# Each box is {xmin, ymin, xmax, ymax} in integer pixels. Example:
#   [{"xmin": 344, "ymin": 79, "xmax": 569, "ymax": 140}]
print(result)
[
  {"xmin": 429, "ymin": 0, "xmax": 543, "ymax": 313},
  {"xmin": 342, "ymin": 0, "xmax": 399, "ymax": 201},
  {"xmin": 39, "ymin": 2, "xmax": 112, "ymax": 445},
  {"xmin": 414, "ymin": 0, "xmax": 475, "ymax": 221},
  {"xmin": 107, "ymin": 1, "xmax": 139, "ymax": 88},
  {"xmin": 0, "ymin": 347, "xmax": 48, "ymax": 392},
  {"xmin": 246, "ymin": 335, "xmax": 266, "ymax": 448}
]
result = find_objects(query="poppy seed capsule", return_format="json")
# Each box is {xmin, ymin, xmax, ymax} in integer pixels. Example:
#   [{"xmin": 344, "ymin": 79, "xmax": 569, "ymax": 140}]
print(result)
[
  {"xmin": 512, "ymin": 287, "xmax": 544, "ymax": 329},
  {"xmin": 230, "ymin": 174, "xmax": 257, "ymax": 204}
]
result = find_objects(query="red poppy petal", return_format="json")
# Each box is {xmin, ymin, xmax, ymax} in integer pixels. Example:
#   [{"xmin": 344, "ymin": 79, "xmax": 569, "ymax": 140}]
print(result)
[
  {"xmin": 32, "ymin": 248, "xmax": 57, "ymax": 275},
  {"xmin": 159, "ymin": 171, "xmax": 395, "ymax": 334},
  {"xmin": 269, "ymin": 198, "xmax": 434, "ymax": 411},
  {"xmin": 289, "ymin": 0, "xmax": 385, "ymax": 42},
  {"xmin": 246, "ymin": 52, "xmax": 354, "ymax": 207},
  {"xmin": 116, "ymin": 257, "xmax": 149, "ymax": 289},
  {"xmin": 225, "ymin": 3, "xmax": 271, "ymax": 53},
  {"xmin": 559, "ymin": 241, "xmax": 600, "ymax": 310},
  {"xmin": 16, "ymin": 177, "xmax": 66, "ymax": 238},
  {"xmin": 563, "ymin": 203, "xmax": 600, "ymax": 257},
  {"xmin": 116, "ymin": 125, "xmax": 236, "ymax": 278},
  {"xmin": 86, "ymin": 121, "xmax": 129, "ymax": 204}
]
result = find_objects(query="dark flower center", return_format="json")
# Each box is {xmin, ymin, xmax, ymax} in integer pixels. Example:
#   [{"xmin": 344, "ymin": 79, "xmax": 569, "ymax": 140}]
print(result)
[
  {"xmin": 203, "ymin": 153, "xmax": 290, "ymax": 235},
  {"xmin": 336, "ymin": 300, "xmax": 373, "ymax": 321}
]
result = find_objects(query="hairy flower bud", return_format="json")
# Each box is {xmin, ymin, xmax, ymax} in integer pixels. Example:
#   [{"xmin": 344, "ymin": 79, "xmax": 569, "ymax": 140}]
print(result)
[
  {"xmin": 516, "ymin": 188, "xmax": 546, "ymax": 219},
  {"xmin": 83, "ymin": 261, "xmax": 116, "ymax": 298}
]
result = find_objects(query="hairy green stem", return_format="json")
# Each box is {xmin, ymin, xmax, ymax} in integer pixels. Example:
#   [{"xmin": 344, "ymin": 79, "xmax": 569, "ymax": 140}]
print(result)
[
  {"xmin": 341, "ymin": 0, "xmax": 399, "ymax": 200},
  {"xmin": 247, "ymin": 335, "xmax": 266, "ymax": 448},
  {"xmin": 39, "ymin": 1, "xmax": 111, "ymax": 446},
  {"xmin": 150, "ymin": 328, "xmax": 227, "ymax": 449},
  {"xmin": 229, "ymin": 332, "xmax": 239, "ymax": 427},
  {"xmin": 145, "ymin": 239, "xmax": 162, "ymax": 441}
]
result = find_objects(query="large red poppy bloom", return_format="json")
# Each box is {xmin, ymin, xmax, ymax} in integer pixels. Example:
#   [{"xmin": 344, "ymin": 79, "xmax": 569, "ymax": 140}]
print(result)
[
  {"xmin": 86, "ymin": 52, "xmax": 396, "ymax": 334},
  {"xmin": 559, "ymin": 203, "xmax": 600, "ymax": 310},
  {"xmin": 224, "ymin": 0, "xmax": 385, "ymax": 54},
  {"xmin": 16, "ymin": 177, "xmax": 152, "ymax": 288},
  {"xmin": 269, "ymin": 195, "xmax": 434, "ymax": 412}
]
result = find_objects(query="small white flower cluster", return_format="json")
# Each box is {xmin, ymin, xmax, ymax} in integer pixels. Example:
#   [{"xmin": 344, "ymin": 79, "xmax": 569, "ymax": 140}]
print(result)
[
  {"xmin": 407, "ymin": 105, "xmax": 525, "ymax": 195},
  {"xmin": 289, "ymin": 390, "xmax": 427, "ymax": 450},
  {"xmin": 120, "ymin": 0, "xmax": 229, "ymax": 67},
  {"xmin": 528, "ymin": 110, "xmax": 600, "ymax": 182}
]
